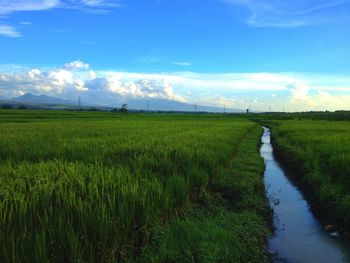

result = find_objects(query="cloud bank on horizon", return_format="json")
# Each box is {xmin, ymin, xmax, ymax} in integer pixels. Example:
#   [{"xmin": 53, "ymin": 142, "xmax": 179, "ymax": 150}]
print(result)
[{"xmin": 0, "ymin": 61, "xmax": 349, "ymax": 111}]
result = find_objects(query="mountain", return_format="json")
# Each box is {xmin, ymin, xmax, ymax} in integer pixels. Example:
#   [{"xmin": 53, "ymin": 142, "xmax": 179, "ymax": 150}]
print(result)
[
  {"xmin": 12, "ymin": 93, "xmax": 77, "ymax": 106},
  {"xmin": 125, "ymin": 99, "xmax": 243, "ymax": 113}
]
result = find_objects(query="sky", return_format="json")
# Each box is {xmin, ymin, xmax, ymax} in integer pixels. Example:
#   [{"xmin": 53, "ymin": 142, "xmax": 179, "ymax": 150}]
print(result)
[{"xmin": 0, "ymin": 0, "xmax": 350, "ymax": 111}]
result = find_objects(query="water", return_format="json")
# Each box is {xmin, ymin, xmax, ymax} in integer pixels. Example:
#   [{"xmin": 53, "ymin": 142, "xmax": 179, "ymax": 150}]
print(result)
[{"xmin": 260, "ymin": 127, "xmax": 350, "ymax": 263}]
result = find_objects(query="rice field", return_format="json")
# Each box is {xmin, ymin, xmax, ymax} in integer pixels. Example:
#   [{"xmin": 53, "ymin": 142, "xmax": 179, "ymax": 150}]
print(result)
[{"xmin": 0, "ymin": 110, "xmax": 270, "ymax": 263}]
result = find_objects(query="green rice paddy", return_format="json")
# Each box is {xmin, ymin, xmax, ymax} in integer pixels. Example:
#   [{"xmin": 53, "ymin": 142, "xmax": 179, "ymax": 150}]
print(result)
[{"xmin": 0, "ymin": 110, "xmax": 271, "ymax": 262}]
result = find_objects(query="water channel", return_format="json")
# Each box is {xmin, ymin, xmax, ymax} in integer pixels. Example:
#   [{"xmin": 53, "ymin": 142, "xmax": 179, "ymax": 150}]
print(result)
[{"xmin": 261, "ymin": 127, "xmax": 350, "ymax": 263}]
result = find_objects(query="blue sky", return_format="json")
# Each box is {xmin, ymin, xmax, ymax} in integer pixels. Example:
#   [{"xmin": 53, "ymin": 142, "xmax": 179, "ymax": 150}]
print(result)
[{"xmin": 0, "ymin": 0, "xmax": 350, "ymax": 111}]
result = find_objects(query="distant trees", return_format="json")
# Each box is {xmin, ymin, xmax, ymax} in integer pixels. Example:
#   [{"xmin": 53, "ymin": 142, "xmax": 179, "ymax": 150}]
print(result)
[
  {"xmin": 2, "ymin": 104, "xmax": 13, "ymax": 109},
  {"xmin": 120, "ymin": 104, "xmax": 128, "ymax": 113},
  {"xmin": 88, "ymin": 108, "xmax": 100, "ymax": 112},
  {"xmin": 1, "ymin": 105, "xmax": 28, "ymax": 110},
  {"xmin": 111, "ymin": 104, "xmax": 128, "ymax": 113}
]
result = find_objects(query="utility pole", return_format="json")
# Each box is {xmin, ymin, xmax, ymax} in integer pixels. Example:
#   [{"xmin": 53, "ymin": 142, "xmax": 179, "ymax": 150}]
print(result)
[
  {"xmin": 78, "ymin": 96, "xmax": 81, "ymax": 110},
  {"xmin": 146, "ymin": 100, "xmax": 150, "ymax": 111},
  {"xmin": 194, "ymin": 103, "xmax": 197, "ymax": 112},
  {"xmin": 223, "ymin": 105, "xmax": 226, "ymax": 114}
]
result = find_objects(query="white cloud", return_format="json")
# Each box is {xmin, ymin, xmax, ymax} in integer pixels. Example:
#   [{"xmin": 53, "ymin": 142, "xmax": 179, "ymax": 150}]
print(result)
[
  {"xmin": 89, "ymin": 70, "xmax": 96, "ymax": 80},
  {"xmin": 0, "ymin": 61, "xmax": 186, "ymax": 104},
  {"xmin": 173, "ymin": 62, "xmax": 192, "ymax": 66},
  {"xmin": 287, "ymin": 82, "xmax": 309, "ymax": 100},
  {"xmin": 215, "ymin": 96, "xmax": 237, "ymax": 107},
  {"xmin": 28, "ymin": 69, "xmax": 42, "ymax": 79},
  {"xmin": 80, "ymin": 0, "xmax": 109, "ymax": 6},
  {"xmin": 223, "ymin": 0, "xmax": 350, "ymax": 27},
  {"xmin": 48, "ymin": 69, "xmax": 74, "ymax": 87},
  {"xmin": 20, "ymin": 21, "xmax": 32, "ymax": 25},
  {"xmin": 0, "ymin": 62, "xmax": 89, "ymax": 95},
  {"xmin": 61, "ymin": 0, "xmax": 121, "ymax": 11},
  {"xmin": 87, "ymin": 73, "xmax": 185, "ymax": 102},
  {"xmin": 81, "ymin": 0, "xmax": 102, "ymax": 6},
  {"xmin": 0, "ymin": 0, "xmax": 120, "ymax": 37},
  {"xmin": 285, "ymin": 80, "xmax": 350, "ymax": 111},
  {"xmin": 64, "ymin": 60, "xmax": 90, "ymax": 70},
  {"xmin": 0, "ymin": 0, "xmax": 59, "ymax": 15},
  {"xmin": 79, "ymin": 0, "xmax": 119, "ymax": 7},
  {"xmin": 0, "ymin": 25, "xmax": 21, "ymax": 37},
  {"xmin": 287, "ymin": 90, "xmax": 350, "ymax": 111},
  {"xmin": 0, "ymin": 0, "xmax": 118, "ymax": 14},
  {"xmin": 0, "ymin": 61, "xmax": 349, "ymax": 111}
]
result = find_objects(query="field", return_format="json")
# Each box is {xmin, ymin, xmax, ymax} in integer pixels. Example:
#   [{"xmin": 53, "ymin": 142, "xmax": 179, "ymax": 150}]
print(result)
[
  {"xmin": 265, "ymin": 118, "xmax": 350, "ymax": 235},
  {"xmin": 0, "ymin": 110, "xmax": 271, "ymax": 263}
]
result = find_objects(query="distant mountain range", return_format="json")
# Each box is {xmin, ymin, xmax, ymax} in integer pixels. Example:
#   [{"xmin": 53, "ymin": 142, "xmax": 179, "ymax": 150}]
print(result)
[
  {"xmin": 0, "ymin": 93, "xmax": 244, "ymax": 113},
  {"xmin": 12, "ymin": 93, "xmax": 77, "ymax": 105}
]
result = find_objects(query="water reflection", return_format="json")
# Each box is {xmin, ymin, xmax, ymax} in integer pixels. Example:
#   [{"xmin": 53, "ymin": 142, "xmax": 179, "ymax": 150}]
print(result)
[{"xmin": 261, "ymin": 127, "xmax": 350, "ymax": 263}]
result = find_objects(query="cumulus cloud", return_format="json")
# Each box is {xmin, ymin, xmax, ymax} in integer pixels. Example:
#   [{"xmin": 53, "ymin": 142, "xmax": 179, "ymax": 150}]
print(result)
[
  {"xmin": 89, "ymin": 70, "xmax": 96, "ymax": 80},
  {"xmin": 0, "ymin": 61, "xmax": 186, "ymax": 105},
  {"xmin": 223, "ymin": 0, "xmax": 350, "ymax": 27},
  {"xmin": 85, "ymin": 74, "xmax": 185, "ymax": 102},
  {"xmin": 0, "ymin": 64, "xmax": 88, "ymax": 96},
  {"xmin": 286, "ymin": 82, "xmax": 350, "ymax": 111},
  {"xmin": 287, "ymin": 82, "xmax": 309, "ymax": 100}
]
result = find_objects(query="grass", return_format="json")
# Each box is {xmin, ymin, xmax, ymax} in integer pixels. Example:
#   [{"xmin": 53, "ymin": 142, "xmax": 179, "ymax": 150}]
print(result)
[
  {"xmin": 0, "ymin": 110, "xmax": 271, "ymax": 262},
  {"xmin": 263, "ymin": 118, "xmax": 350, "ymax": 235}
]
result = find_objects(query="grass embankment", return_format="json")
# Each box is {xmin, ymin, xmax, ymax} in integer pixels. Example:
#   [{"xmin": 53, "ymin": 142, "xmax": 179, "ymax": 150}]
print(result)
[
  {"xmin": 0, "ymin": 110, "xmax": 271, "ymax": 262},
  {"xmin": 266, "ymin": 119, "xmax": 350, "ymax": 235}
]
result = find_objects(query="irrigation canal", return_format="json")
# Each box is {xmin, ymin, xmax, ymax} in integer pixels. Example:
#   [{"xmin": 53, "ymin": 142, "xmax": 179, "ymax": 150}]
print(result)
[{"xmin": 261, "ymin": 127, "xmax": 350, "ymax": 263}]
